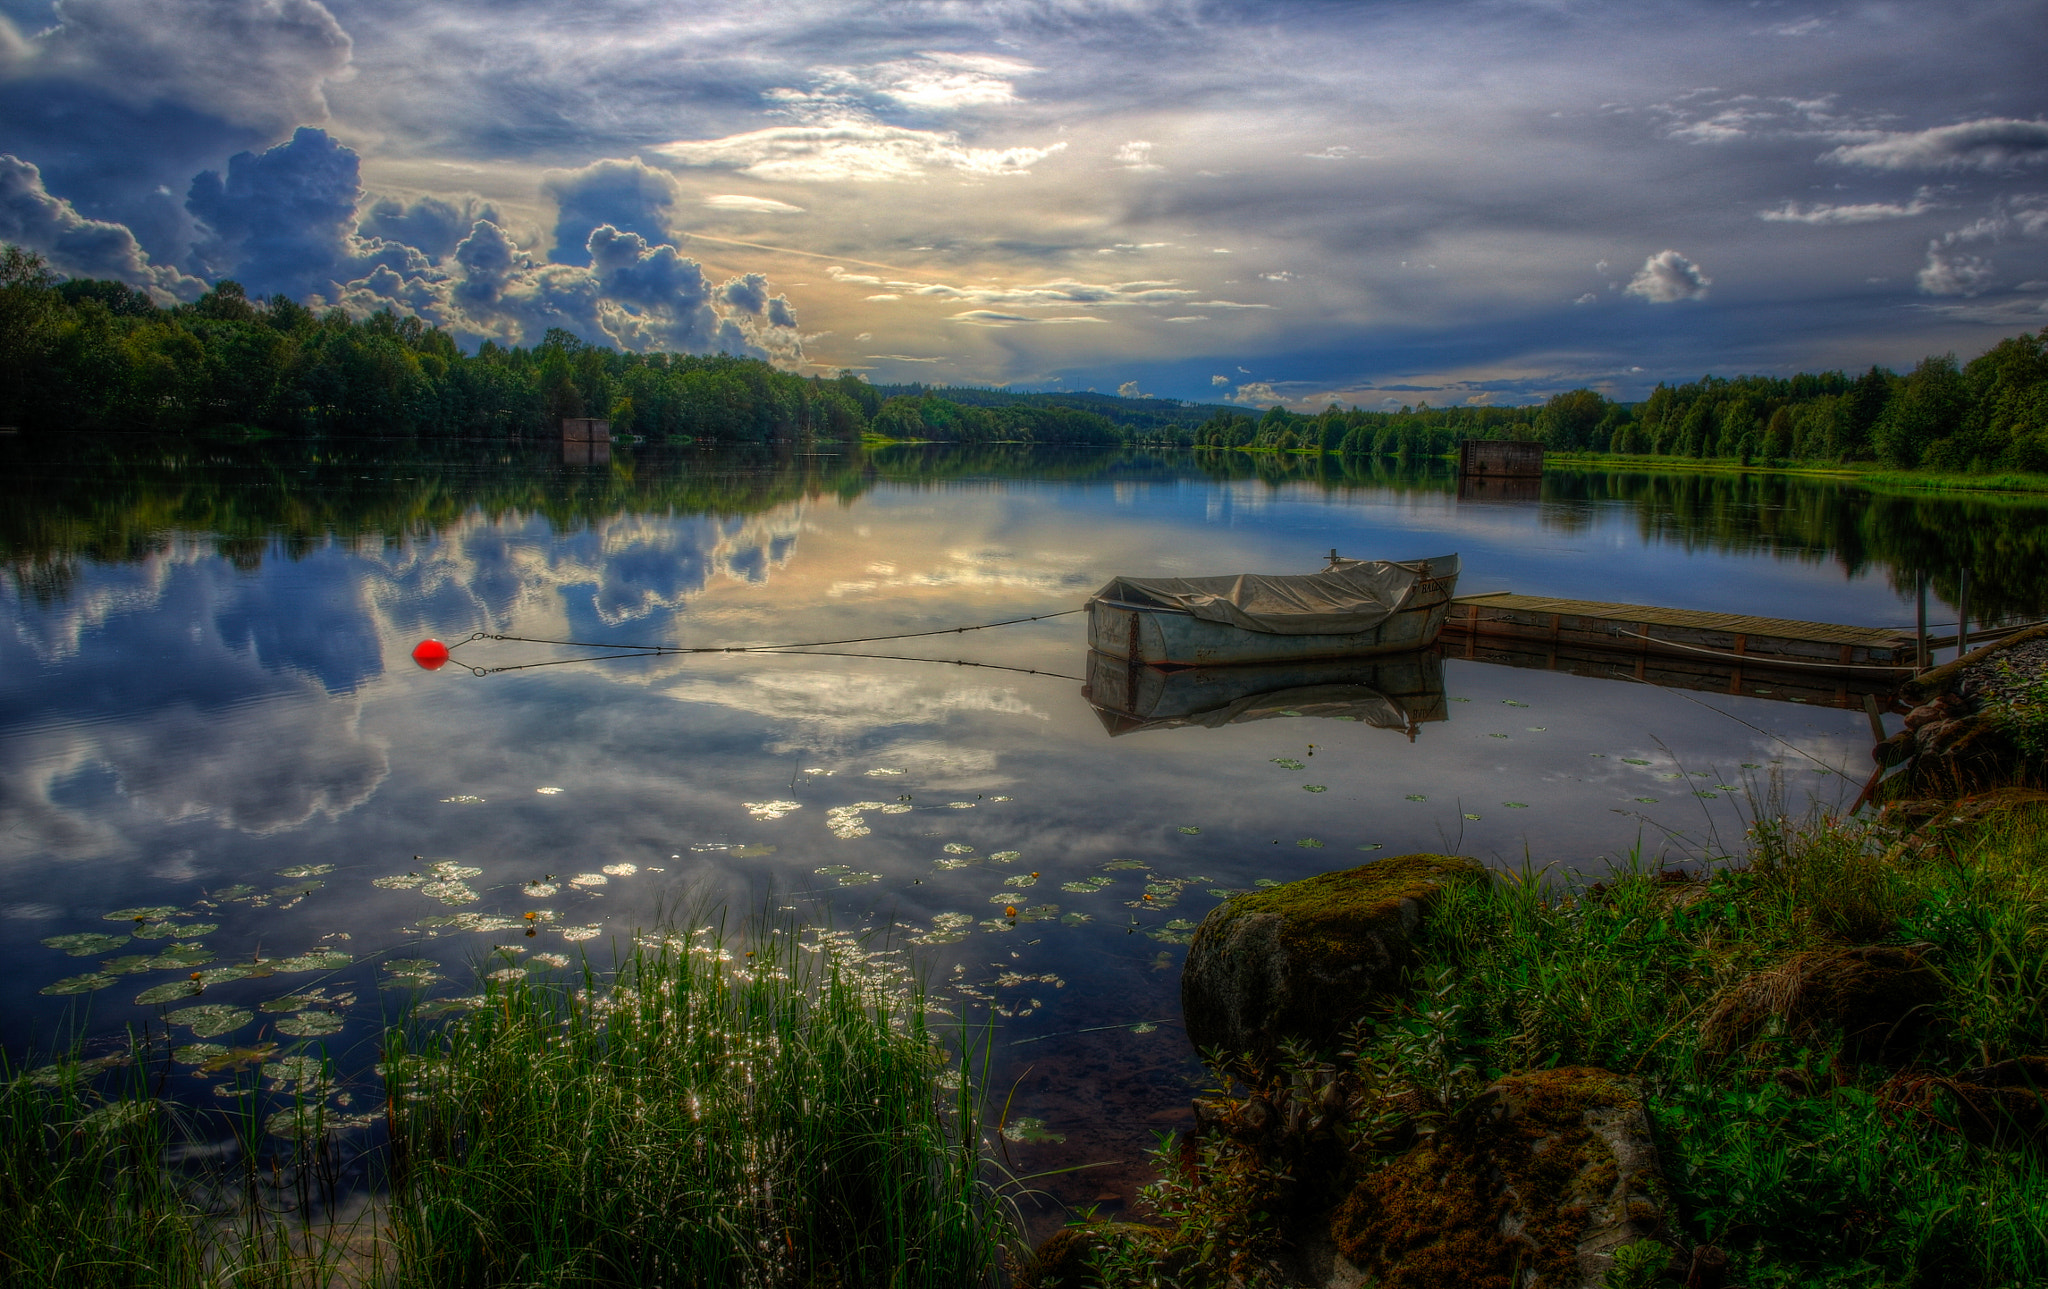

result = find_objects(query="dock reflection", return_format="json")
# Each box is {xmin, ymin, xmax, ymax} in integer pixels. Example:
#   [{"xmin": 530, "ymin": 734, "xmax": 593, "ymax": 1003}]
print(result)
[{"xmin": 1082, "ymin": 650, "xmax": 1447, "ymax": 738}]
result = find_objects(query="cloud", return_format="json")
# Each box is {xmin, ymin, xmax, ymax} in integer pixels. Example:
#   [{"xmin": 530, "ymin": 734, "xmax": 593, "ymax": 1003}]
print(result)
[
  {"xmin": 721, "ymin": 271, "xmax": 769, "ymax": 314},
  {"xmin": 0, "ymin": 153, "xmax": 200, "ymax": 298},
  {"xmin": 1758, "ymin": 195, "xmax": 1940, "ymax": 224},
  {"xmin": 1116, "ymin": 380, "xmax": 1153, "ymax": 398},
  {"xmin": 650, "ymin": 121, "xmax": 1065, "ymax": 183},
  {"xmin": 20, "ymin": 0, "xmax": 350, "ymax": 133},
  {"xmin": 1226, "ymin": 381, "xmax": 1283, "ymax": 406},
  {"xmin": 1624, "ymin": 250, "xmax": 1711, "ymax": 303},
  {"xmin": 826, "ymin": 264, "xmax": 1193, "ymax": 308},
  {"xmin": 358, "ymin": 193, "xmax": 499, "ymax": 261},
  {"xmin": 1918, "ymin": 246, "xmax": 1994, "ymax": 296},
  {"xmin": 1114, "ymin": 140, "xmax": 1160, "ymax": 171},
  {"xmin": 1211, "ymin": 374, "xmax": 1230, "ymax": 385},
  {"xmin": 1825, "ymin": 118, "xmax": 2048, "ymax": 172},
  {"xmin": 186, "ymin": 126, "xmax": 391, "ymax": 298},
  {"xmin": 948, "ymin": 311, "xmax": 1108, "ymax": 326},
  {"xmin": 541, "ymin": 158, "xmax": 679, "ymax": 265},
  {"xmin": 702, "ymin": 194, "xmax": 805, "ymax": 214}
]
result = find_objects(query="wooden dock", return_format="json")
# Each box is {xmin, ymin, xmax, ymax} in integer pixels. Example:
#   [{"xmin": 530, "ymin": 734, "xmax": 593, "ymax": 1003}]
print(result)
[{"xmin": 1443, "ymin": 592, "xmax": 1919, "ymax": 681}]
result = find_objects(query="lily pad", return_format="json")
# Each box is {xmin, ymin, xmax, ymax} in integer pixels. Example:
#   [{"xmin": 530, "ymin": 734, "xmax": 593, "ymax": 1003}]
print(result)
[
  {"xmin": 42, "ymin": 932, "xmax": 130, "ymax": 957},
  {"xmin": 1503, "ymin": 802, "xmax": 1529, "ymax": 809},
  {"xmin": 104, "ymin": 906, "xmax": 179, "ymax": 923},
  {"xmin": 1621, "ymin": 758, "xmax": 1652, "ymax": 766},
  {"xmin": 1633, "ymin": 797, "xmax": 1659, "ymax": 804},
  {"xmin": 1296, "ymin": 838, "xmax": 1324, "ymax": 848},
  {"xmin": 1002, "ymin": 1117, "xmax": 1064, "ymax": 1144},
  {"xmin": 41, "ymin": 972, "xmax": 117, "ymax": 996},
  {"xmin": 1302, "ymin": 784, "xmax": 1327, "ymax": 793},
  {"xmin": 270, "ymin": 950, "xmax": 352, "ymax": 973},
  {"xmin": 277, "ymin": 864, "xmax": 334, "ymax": 878},
  {"xmin": 1405, "ymin": 794, "xmax": 1427, "ymax": 802},
  {"xmin": 100, "ymin": 954, "xmax": 159, "ymax": 975},
  {"xmin": 1270, "ymin": 757, "xmax": 1305, "ymax": 770},
  {"xmin": 1502, "ymin": 700, "xmax": 1529, "ymax": 707},
  {"xmin": 135, "ymin": 980, "xmax": 204, "ymax": 1005},
  {"xmin": 1060, "ymin": 912, "xmax": 1092, "ymax": 926},
  {"xmin": 1463, "ymin": 813, "xmax": 1482, "ymax": 821},
  {"xmin": 989, "ymin": 851, "xmax": 1022, "ymax": 863},
  {"xmin": 173, "ymin": 1043, "xmax": 231, "ymax": 1066},
  {"xmin": 1358, "ymin": 843, "xmax": 1383, "ymax": 851},
  {"xmin": 166, "ymin": 1004, "xmax": 254, "ymax": 1038},
  {"xmin": 133, "ymin": 920, "xmax": 217, "ymax": 941},
  {"xmin": 941, "ymin": 843, "xmax": 975, "ymax": 855},
  {"xmin": 146, "ymin": 945, "xmax": 215, "ymax": 970},
  {"xmin": 275, "ymin": 1012, "xmax": 345, "ymax": 1038},
  {"xmin": 1103, "ymin": 859, "xmax": 1149, "ymax": 871}
]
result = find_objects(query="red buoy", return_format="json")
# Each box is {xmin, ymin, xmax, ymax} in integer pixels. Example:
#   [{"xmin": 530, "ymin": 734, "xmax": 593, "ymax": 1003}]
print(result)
[{"xmin": 412, "ymin": 638, "xmax": 451, "ymax": 670}]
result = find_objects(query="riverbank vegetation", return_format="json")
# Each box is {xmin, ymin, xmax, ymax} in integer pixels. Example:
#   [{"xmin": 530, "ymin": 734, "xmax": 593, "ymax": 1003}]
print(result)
[
  {"xmin": 7, "ymin": 241, "xmax": 2046, "ymax": 484},
  {"xmin": 1, "ymin": 920, "xmax": 1015, "ymax": 1287},
  {"xmin": 1067, "ymin": 795, "xmax": 2048, "ymax": 1287}
]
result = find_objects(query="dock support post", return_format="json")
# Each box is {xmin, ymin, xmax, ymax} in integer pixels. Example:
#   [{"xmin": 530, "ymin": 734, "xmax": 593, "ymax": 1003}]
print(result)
[
  {"xmin": 1957, "ymin": 567, "xmax": 1971, "ymax": 661},
  {"xmin": 1915, "ymin": 571, "xmax": 1928, "ymax": 673}
]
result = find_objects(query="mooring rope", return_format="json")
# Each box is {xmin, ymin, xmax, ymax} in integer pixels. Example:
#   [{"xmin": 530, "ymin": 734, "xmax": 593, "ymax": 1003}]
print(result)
[{"xmin": 440, "ymin": 607, "xmax": 1088, "ymax": 677}]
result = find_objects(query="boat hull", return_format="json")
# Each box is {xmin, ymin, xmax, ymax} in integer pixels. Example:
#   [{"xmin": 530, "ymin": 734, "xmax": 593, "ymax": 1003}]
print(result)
[
  {"xmin": 1087, "ymin": 570, "xmax": 1457, "ymax": 667},
  {"xmin": 1083, "ymin": 651, "xmax": 1446, "ymax": 736}
]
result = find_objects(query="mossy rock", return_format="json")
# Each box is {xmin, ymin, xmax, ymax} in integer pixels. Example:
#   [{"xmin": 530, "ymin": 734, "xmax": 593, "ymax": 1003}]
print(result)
[
  {"xmin": 1014, "ymin": 1222, "xmax": 1166, "ymax": 1288},
  {"xmin": 1329, "ymin": 1067, "xmax": 1668, "ymax": 1289},
  {"xmin": 1181, "ymin": 853, "xmax": 1485, "ymax": 1067}
]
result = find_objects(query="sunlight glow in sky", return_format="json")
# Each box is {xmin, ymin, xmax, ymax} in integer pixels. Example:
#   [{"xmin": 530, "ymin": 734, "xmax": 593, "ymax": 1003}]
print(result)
[{"xmin": 2, "ymin": 0, "xmax": 2044, "ymax": 405}]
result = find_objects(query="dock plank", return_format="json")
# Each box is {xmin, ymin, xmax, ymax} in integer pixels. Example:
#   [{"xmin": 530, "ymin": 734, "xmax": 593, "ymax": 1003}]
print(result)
[{"xmin": 1449, "ymin": 594, "xmax": 1913, "ymax": 649}]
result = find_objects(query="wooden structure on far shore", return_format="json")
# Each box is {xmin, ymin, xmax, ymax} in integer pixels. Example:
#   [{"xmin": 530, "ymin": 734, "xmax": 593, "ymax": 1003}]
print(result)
[
  {"xmin": 562, "ymin": 417, "xmax": 611, "ymax": 444},
  {"xmin": 1457, "ymin": 439, "xmax": 1543, "ymax": 478}
]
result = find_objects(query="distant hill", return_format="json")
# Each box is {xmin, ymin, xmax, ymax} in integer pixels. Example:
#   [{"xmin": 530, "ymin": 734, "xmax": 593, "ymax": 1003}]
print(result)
[{"xmin": 869, "ymin": 384, "xmax": 1235, "ymax": 436}]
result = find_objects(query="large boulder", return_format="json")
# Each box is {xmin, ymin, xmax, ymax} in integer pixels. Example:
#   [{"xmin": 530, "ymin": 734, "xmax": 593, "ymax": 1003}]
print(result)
[
  {"xmin": 1182, "ymin": 853, "xmax": 1484, "ymax": 1067},
  {"xmin": 1328, "ymin": 1067, "xmax": 1670, "ymax": 1289}
]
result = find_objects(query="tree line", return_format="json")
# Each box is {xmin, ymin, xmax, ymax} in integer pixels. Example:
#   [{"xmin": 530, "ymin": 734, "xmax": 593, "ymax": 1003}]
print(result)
[
  {"xmin": 1196, "ymin": 331, "xmax": 2048, "ymax": 473},
  {"xmin": 6, "ymin": 243, "xmax": 2046, "ymax": 471}
]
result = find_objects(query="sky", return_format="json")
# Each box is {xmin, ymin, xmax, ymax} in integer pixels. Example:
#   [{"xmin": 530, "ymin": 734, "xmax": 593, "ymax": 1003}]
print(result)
[{"xmin": 1, "ymin": 0, "xmax": 2045, "ymax": 407}]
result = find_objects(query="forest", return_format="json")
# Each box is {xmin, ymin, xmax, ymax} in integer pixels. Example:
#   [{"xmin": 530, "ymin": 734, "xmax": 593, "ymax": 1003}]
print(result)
[{"xmin": 5, "ymin": 243, "xmax": 2046, "ymax": 472}]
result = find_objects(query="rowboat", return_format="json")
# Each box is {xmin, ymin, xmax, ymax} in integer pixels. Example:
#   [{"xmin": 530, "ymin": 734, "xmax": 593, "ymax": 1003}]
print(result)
[
  {"xmin": 1086, "ymin": 554, "xmax": 1459, "ymax": 667},
  {"xmin": 1083, "ymin": 650, "xmax": 1446, "ymax": 738}
]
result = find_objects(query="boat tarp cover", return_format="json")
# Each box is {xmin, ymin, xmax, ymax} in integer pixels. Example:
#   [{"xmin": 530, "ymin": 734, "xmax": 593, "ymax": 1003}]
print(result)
[{"xmin": 1090, "ymin": 555, "xmax": 1457, "ymax": 636}]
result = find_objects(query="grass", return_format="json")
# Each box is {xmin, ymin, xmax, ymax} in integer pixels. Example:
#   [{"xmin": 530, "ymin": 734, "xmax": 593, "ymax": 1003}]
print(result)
[
  {"xmin": 1077, "ymin": 794, "xmax": 2048, "ymax": 1288},
  {"xmin": 1, "ymin": 918, "xmax": 1017, "ymax": 1288}
]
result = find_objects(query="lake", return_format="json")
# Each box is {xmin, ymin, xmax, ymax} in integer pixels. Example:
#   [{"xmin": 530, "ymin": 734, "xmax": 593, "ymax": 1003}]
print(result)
[{"xmin": 4, "ymin": 438, "xmax": 2043, "ymax": 1219}]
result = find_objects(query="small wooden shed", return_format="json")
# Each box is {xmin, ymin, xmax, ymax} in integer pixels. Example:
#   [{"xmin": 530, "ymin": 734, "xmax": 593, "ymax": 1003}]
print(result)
[
  {"xmin": 561, "ymin": 417, "xmax": 611, "ymax": 444},
  {"xmin": 1457, "ymin": 439, "xmax": 1543, "ymax": 478}
]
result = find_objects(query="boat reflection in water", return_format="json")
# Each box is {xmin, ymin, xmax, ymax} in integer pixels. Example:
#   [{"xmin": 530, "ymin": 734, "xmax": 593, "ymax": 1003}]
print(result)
[{"xmin": 1082, "ymin": 650, "xmax": 1447, "ymax": 740}]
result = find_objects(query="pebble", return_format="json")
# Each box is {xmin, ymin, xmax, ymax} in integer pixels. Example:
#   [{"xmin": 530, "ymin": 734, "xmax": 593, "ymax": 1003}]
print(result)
[{"xmin": 1958, "ymin": 638, "xmax": 2048, "ymax": 711}]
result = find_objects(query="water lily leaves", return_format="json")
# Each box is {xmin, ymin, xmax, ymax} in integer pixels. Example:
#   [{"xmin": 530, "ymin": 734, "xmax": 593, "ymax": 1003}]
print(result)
[
  {"xmin": 104, "ymin": 906, "xmax": 180, "ymax": 923},
  {"xmin": 275, "ymin": 1012, "xmax": 345, "ymax": 1038},
  {"xmin": 146, "ymin": 944, "xmax": 215, "ymax": 970},
  {"xmin": 42, "ymin": 932, "xmax": 130, "ymax": 956},
  {"xmin": 197, "ymin": 964, "xmax": 267, "ymax": 987},
  {"xmin": 1463, "ymin": 813, "xmax": 1482, "ymax": 821},
  {"xmin": 1488, "ymin": 733, "xmax": 1510, "ymax": 740},
  {"xmin": 1715, "ymin": 784, "xmax": 1739, "ymax": 792},
  {"xmin": 200, "ymin": 1043, "xmax": 276, "ymax": 1074},
  {"xmin": 80, "ymin": 1102, "xmax": 155, "ymax": 1134},
  {"xmin": 1740, "ymin": 763, "xmax": 1764, "ymax": 770},
  {"xmin": 172, "ymin": 1043, "xmax": 231, "ymax": 1066},
  {"xmin": 1588, "ymin": 753, "xmax": 1608, "ymax": 759},
  {"xmin": 1526, "ymin": 726, "xmax": 1547, "ymax": 732},
  {"xmin": 1103, "ymin": 859, "xmax": 1149, "ymax": 871},
  {"xmin": 1358, "ymin": 843, "xmax": 1383, "ymax": 851},
  {"xmin": 1502, "ymin": 699, "xmax": 1530, "ymax": 707},
  {"xmin": 743, "ymin": 800, "xmax": 801, "ymax": 820},
  {"xmin": 414, "ymin": 998, "xmax": 480, "ymax": 1018},
  {"xmin": 1503, "ymin": 802, "xmax": 1529, "ymax": 809},
  {"xmin": 942, "ymin": 843, "xmax": 975, "ymax": 855},
  {"xmin": 166, "ymin": 1004, "xmax": 253, "ymax": 1038},
  {"xmin": 1405, "ymin": 794, "xmax": 1427, "ymax": 802},
  {"xmin": 601, "ymin": 863, "xmax": 638, "ymax": 877},
  {"xmin": 1060, "ymin": 912, "xmax": 1092, "ymax": 926},
  {"xmin": 135, "ymin": 980, "xmax": 203, "ymax": 1005},
  {"xmin": 1296, "ymin": 838, "xmax": 1324, "ymax": 848},
  {"xmin": 910, "ymin": 913, "xmax": 974, "ymax": 945},
  {"xmin": 270, "ymin": 950, "xmax": 352, "ymax": 973},
  {"xmin": 276, "ymin": 865, "xmax": 333, "ymax": 878},
  {"xmin": 1633, "ymin": 797, "xmax": 1659, "ymax": 804},
  {"xmin": 133, "ymin": 920, "xmax": 217, "ymax": 941},
  {"xmin": 559, "ymin": 926, "xmax": 601, "ymax": 942},
  {"xmin": 41, "ymin": 972, "xmax": 117, "ymax": 995},
  {"xmin": 728, "ymin": 845, "xmax": 777, "ymax": 859},
  {"xmin": 1002, "ymin": 1117, "xmax": 1064, "ymax": 1144},
  {"xmin": 211, "ymin": 885, "xmax": 258, "ymax": 902},
  {"xmin": 836, "ymin": 871, "xmax": 880, "ymax": 886},
  {"xmin": 100, "ymin": 954, "xmax": 159, "ymax": 975},
  {"xmin": 1696, "ymin": 790, "xmax": 1720, "ymax": 799},
  {"xmin": 373, "ymin": 874, "xmax": 425, "ymax": 889},
  {"xmin": 989, "ymin": 851, "xmax": 1022, "ymax": 864},
  {"xmin": 1060, "ymin": 876, "xmax": 1112, "ymax": 893},
  {"xmin": 1270, "ymin": 757, "xmax": 1305, "ymax": 770},
  {"xmin": 1303, "ymin": 784, "xmax": 1327, "ymax": 793},
  {"xmin": 1177, "ymin": 826, "xmax": 1201, "ymax": 835}
]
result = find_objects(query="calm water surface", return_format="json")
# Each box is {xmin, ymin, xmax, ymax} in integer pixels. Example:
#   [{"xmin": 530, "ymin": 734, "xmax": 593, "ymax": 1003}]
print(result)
[{"xmin": 4, "ymin": 440, "xmax": 2044, "ymax": 1215}]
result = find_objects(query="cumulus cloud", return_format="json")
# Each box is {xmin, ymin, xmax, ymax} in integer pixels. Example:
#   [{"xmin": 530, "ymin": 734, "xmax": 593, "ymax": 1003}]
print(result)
[
  {"xmin": 650, "ymin": 121, "xmax": 1065, "ymax": 183},
  {"xmin": 26, "ymin": 0, "xmax": 351, "ymax": 134},
  {"xmin": 541, "ymin": 158, "xmax": 679, "ymax": 265},
  {"xmin": 0, "ymin": 153, "xmax": 200, "ymax": 297},
  {"xmin": 703, "ymin": 194, "xmax": 805, "ymax": 214},
  {"xmin": 186, "ymin": 126, "xmax": 391, "ymax": 298},
  {"xmin": 1227, "ymin": 381, "xmax": 1284, "ymax": 406},
  {"xmin": 1117, "ymin": 380, "xmax": 1153, "ymax": 398},
  {"xmin": 358, "ymin": 193, "xmax": 499, "ymax": 261},
  {"xmin": 1918, "ymin": 246, "xmax": 1994, "ymax": 296},
  {"xmin": 1825, "ymin": 118, "xmax": 2048, "ymax": 172},
  {"xmin": 1624, "ymin": 250, "xmax": 1711, "ymax": 302},
  {"xmin": 1211, "ymin": 374, "xmax": 1230, "ymax": 385}
]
